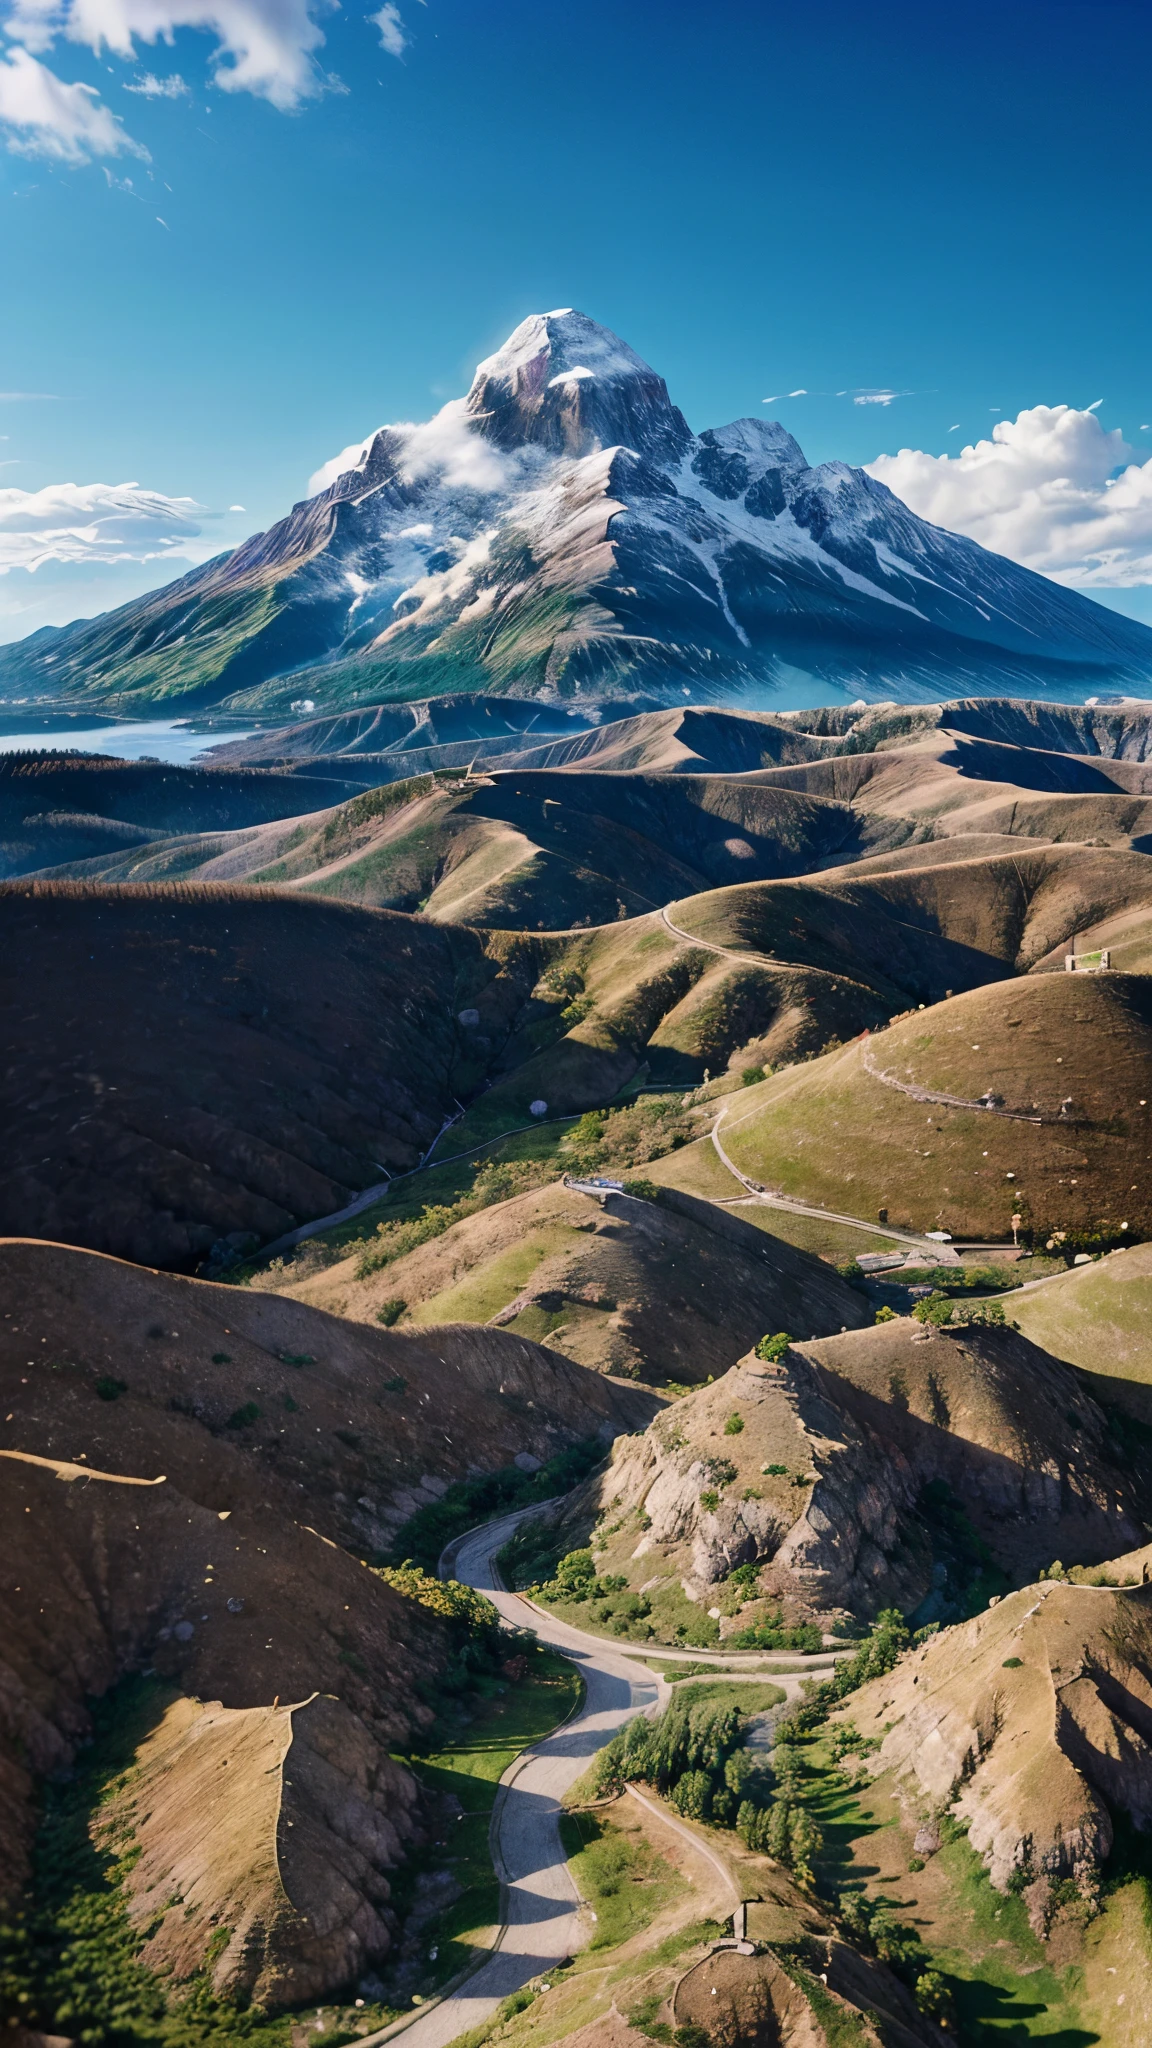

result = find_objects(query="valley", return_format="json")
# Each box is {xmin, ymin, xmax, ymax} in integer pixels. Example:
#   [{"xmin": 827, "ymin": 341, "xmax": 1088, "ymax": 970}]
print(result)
[{"xmin": 5, "ymin": 684, "xmax": 1152, "ymax": 2048}]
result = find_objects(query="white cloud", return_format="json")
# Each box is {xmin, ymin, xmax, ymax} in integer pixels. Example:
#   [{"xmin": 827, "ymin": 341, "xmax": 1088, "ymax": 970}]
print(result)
[
  {"xmin": 308, "ymin": 398, "xmax": 513, "ymax": 499},
  {"xmin": 6, "ymin": 0, "xmax": 337, "ymax": 110},
  {"xmin": 228, "ymin": 501, "xmax": 245, "ymax": 510},
  {"xmin": 0, "ymin": 43, "xmax": 144, "ymax": 160},
  {"xmin": 371, "ymin": 1, "xmax": 406, "ymax": 56},
  {"xmin": 124, "ymin": 68, "xmax": 187, "ymax": 93},
  {"xmin": 868, "ymin": 403, "xmax": 1152, "ymax": 588},
  {"xmin": 852, "ymin": 387, "xmax": 911, "ymax": 407},
  {"xmin": 0, "ymin": 478, "xmax": 204, "ymax": 571}
]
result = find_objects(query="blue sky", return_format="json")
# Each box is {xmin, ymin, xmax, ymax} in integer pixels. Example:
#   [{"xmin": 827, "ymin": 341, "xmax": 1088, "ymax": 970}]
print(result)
[{"xmin": 2, "ymin": 0, "xmax": 1152, "ymax": 640}]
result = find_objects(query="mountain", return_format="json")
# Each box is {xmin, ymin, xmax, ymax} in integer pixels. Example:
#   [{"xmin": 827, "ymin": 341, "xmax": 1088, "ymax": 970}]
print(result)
[{"xmin": 4, "ymin": 310, "xmax": 1151, "ymax": 716}]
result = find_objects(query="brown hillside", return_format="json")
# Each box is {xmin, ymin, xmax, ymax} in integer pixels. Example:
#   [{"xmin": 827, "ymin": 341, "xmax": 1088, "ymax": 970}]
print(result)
[
  {"xmin": 0, "ymin": 1237, "xmax": 654, "ymax": 1992},
  {"xmin": 530, "ymin": 1318, "xmax": 1151, "ymax": 1634},
  {"xmin": 664, "ymin": 840, "xmax": 1152, "ymax": 997},
  {"xmin": 717, "ymin": 973, "xmax": 1152, "ymax": 1241},
  {"xmin": 0, "ymin": 1238, "xmax": 656, "ymax": 1555},
  {"xmin": 844, "ymin": 1574, "xmax": 1152, "ymax": 1893},
  {"xmin": 0, "ymin": 751, "xmax": 360, "ymax": 879},
  {"xmin": 262, "ymin": 1180, "xmax": 870, "ymax": 1383},
  {"xmin": 30, "ymin": 767, "xmax": 904, "ymax": 927},
  {"xmin": 0, "ymin": 883, "xmax": 512, "ymax": 1268},
  {"xmin": 0, "ymin": 1449, "xmax": 441, "ymax": 2001}
]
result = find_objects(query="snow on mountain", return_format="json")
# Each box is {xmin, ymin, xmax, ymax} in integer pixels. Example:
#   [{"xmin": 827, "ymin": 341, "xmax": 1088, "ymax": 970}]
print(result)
[{"xmin": 3, "ymin": 309, "xmax": 1150, "ymax": 715}]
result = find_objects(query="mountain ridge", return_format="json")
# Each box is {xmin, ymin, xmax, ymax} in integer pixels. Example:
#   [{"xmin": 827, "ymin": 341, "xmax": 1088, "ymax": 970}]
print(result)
[{"xmin": 4, "ymin": 309, "xmax": 1150, "ymax": 716}]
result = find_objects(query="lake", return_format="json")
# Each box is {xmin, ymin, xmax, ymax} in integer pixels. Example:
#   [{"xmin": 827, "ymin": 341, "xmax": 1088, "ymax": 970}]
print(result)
[{"xmin": 0, "ymin": 716, "xmax": 255, "ymax": 764}]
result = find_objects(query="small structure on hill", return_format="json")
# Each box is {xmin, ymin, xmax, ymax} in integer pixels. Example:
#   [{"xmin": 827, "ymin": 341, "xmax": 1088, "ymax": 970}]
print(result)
[{"xmin": 1065, "ymin": 935, "xmax": 1110, "ymax": 972}]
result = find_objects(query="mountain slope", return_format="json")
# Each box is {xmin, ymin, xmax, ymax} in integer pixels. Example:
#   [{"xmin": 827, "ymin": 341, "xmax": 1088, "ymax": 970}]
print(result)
[
  {"xmin": 5, "ymin": 311, "xmax": 1150, "ymax": 715},
  {"xmin": 261, "ymin": 1179, "xmax": 871, "ymax": 1382}
]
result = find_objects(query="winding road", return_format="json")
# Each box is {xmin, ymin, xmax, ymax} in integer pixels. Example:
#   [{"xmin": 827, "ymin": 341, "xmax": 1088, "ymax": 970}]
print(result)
[
  {"xmin": 360, "ymin": 1495, "xmax": 849, "ymax": 2048},
  {"xmin": 377, "ymin": 1507, "xmax": 666, "ymax": 2048}
]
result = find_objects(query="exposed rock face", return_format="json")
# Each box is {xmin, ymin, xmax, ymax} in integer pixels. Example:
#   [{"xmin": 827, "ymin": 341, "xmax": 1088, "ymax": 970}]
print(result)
[
  {"xmin": 465, "ymin": 310, "xmax": 693, "ymax": 466},
  {"xmin": 104, "ymin": 1692, "xmax": 422, "ymax": 2007},
  {"xmin": 844, "ymin": 1576, "xmax": 1152, "ymax": 1891},
  {"xmin": 583, "ymin": 1320, "xmax": 1150, "ymax": 1617}
]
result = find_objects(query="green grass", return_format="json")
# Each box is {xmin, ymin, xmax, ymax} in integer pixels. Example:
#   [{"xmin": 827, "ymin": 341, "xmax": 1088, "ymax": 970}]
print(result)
[
  {"xmin": 399, "ymin": 1652, "xmax": 583, "ymax": 1996},
  {"xmin": 409, "ymin": 1225, "xmax": 582, "ymax": 1326},
  {"xmin": 558, "ymin": 1812, "xmax": 685, "ymax": 1949},
  {"xmin": 664, "ymin": 1680, "xmax": 786, "ymax": 1714},
  {"xmin": 797, "ymin": 1730, "xmax": 1101, "ymax": 2044}
]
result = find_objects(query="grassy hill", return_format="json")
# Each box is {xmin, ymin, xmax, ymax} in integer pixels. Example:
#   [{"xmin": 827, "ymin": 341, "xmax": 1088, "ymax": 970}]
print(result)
[
  {"xmin": 30, "ymin": 765, "xmax": 908, "ymax": 927},
  {"xmin": 714, "ymin": 973, "xmax": 1152, "ymax": 1243},
  {"xmin": 262, "ymin": 1178, "xmax": 871, "ymax": 1384},
  {"xmin": 1007, "ymin": 1242, "xmax": 1152, "ymax": 1379}
]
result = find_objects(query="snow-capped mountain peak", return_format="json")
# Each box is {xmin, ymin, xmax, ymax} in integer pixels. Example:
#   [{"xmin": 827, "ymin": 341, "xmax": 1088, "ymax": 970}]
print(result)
[
  {"xmin": 466, "ymin": 307, "xmax": 692, "ymax": 464},
  {"xmin": 6, "ymin": 307, "xmax": 1151, "ymax": 715}
]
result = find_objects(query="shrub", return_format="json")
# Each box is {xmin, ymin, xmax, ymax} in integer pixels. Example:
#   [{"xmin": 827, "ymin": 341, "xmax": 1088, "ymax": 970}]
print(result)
[
  {"xmin": 874, "ymin": 1306, "xmax": 897, "ymax": 1324},
  {"xmin": 375, "ymin": 1298, "xmax": 406, "ymax": 1326},
  {"xmin": 95, "ymin": 1376, "xmax": 127, "ymax": 1402},
  {"xmin": 914, "ymin": 1971, "xmax": 956, "ymax": 2023},
  {"xmin": 699, "ymin": 1490, "xmax": 720, "ymax": 1513},
  {"xmin": 622, "ymin": 1178, "xmax": 661, "ymax": 1201},
  {"xmin": 392, "ymin": 1437, "xmax": 606, "ymax": 1572},
  {"xmin": 741, "ymin": 1066, "xmax": 766, "ymax": 1086},
  {"xmin": 225, "ymin": 1402, "xmax": 259, "ymax": 1429},
  {"xmin": 669, "ymin": 1770, "xmax": 713, "ymax": 1821},
  {"xmin": 724, "ymin": 1413, "xmax": 745, "ymax": 1435},
  {"xmin": 755, "ymin": 1332, "xmax": 791, "ymax": 1362},
  {"xmin": 211, "ymin": 1351, "xmax": 232, "ymax": 1365}
]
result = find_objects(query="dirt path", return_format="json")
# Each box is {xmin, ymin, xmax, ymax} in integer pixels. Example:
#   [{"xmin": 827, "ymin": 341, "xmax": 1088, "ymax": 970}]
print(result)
[
  {"xmin": 860, "ymin": 1042, "xmax": 1063, "ymax": 1125},
  {"xmin": 709, "ymin": 1103, "xmax": 951, "ymax": 1257}
]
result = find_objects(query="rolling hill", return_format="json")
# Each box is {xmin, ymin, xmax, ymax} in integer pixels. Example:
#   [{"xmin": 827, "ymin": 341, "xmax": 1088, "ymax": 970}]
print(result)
[
  {"xmin": 713, "ymin": 973, "xmax": 1152, "ymax": 1242},
  {"xmin": 0, "ymin": 1235, "xmax": 655, "ymax": 1993},
  {"xmin": 261, "ymin": 1179, "xmax": 871, "ymax": 1383},
  {"xmin": 28, "ymin": 766, "xmax": 909, "ymax": 925},
  {"xmin": 0, "ymin": 750, "xmax": 364, "ymax": 881}
]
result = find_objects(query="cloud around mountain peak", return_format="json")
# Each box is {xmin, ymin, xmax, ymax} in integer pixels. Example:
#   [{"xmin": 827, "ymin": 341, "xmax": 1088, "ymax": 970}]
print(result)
[{"xmin": 870, "ymin": 403, "xmax": 1152, "ymax": 589}]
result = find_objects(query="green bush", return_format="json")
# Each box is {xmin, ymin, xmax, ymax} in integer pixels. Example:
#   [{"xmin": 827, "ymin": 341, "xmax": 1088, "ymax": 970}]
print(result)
[
  {"xmin": 374, "ymin": 1298, "xmax": 406, "ymax": 1326},
  {"xmin": 390, "ymin": 1437, "xmax": 606, "ymax": 1573},
  {"xmin": 741, "ymin": 1066, "xmax": 766, "ymax": 1087},
  {"xmin": 874, "ymin": 1306, "xmax": 897, "ymax": 1324},
  {"xmin": 95, "ymin": 1376, "xmax": 127, "ymax": 1402},
  {"xmin": 225, "ymin": 1402, "xmax": 259, "ymax": 1429},
  {"xmin": 755, "ymin": 1331, "xmax": 791, "ymax": 1362},
  {"xmin": 723, "ymin": 1413, "xmax": 745, "ymax": 1435},
  {"xmin": 588, "ymin": 1692, "xmax": 746, "ymax": 1800}
]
